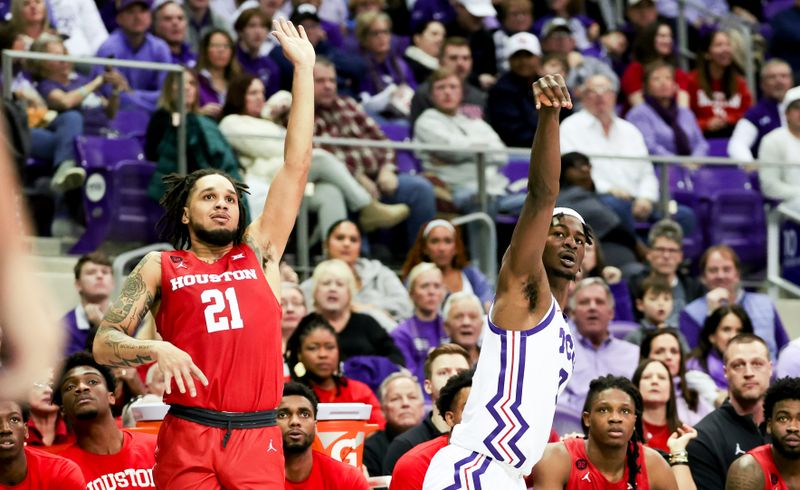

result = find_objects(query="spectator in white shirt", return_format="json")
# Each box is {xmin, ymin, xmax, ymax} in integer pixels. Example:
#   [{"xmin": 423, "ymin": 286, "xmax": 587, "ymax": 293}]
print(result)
[
  {"xmin": 758, "ymin": 86, "xmax": 800, "ymax": 210},
  {"xmin": 560, "ymin": 73, "xmax": 695, "ymax": 235},
  {"xmin": 728, "ymin": 59, "xmax": 794, "ymax": 163},
  {"xmin": 49, "ymin": 0, "xmax": 108, "ymax": 57},
  {"xmin": 413, "ymin": 67, "xmax": 512, "ymax": 213}
]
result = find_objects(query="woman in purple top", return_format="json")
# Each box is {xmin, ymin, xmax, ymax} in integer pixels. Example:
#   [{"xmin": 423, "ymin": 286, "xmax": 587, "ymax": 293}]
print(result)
[
  {"xmin": 687, "ymin": 304, "xmax": 754, "ymax": 390},
  {"xmin": 391, "ymin": 262, "xmax": 447, "ymax": 400},
  {"xmin": 234, "ymin": 8, "xmax": 281, "ymax": 99},
  {"xmin": 195, "ymin": 28, "xmax": 240, "ymax": 120},
  {"xmin": 626, "ymin": 61, "xmax": 708, "ymax": 158},
  {"xmin": 32, "ymin": 34, "xmax": 124, "ymax": 133},
  {"xmin": 354, "ymin": 11, "xmax": 417, "ymax": 118}
]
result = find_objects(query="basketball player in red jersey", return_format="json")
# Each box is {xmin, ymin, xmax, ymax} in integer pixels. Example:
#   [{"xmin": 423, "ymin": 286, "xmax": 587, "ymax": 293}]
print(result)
[
  {"xmin": 533, "ymin": 375, "xmax": 684, "ymax": 489},
  {"xmin": 91, "ymin": 19, "xmax": 315, "ymax": 490},
  {"xmin": 726, "ymin": 377, "xmax": 800, "ymax": 490}
]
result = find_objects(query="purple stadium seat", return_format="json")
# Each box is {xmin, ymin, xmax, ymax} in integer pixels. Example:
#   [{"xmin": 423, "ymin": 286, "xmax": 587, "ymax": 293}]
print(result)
[
  {"xmin": 70, "ymin": 159, "xmax": 161, "ymax": 253},
  {"xmin": 75, "ymin": 135, "xmax": 144, "ymax": 169},
  {"xmin": 342, "ymin": 356, "xmax": 401, "ymax": 396},
  {"xmin": 110, "ymin": 110, "xmax": 150, "ymax": 145},
  {"xmin": 500, "ymin": 159, "xmax": 529, "ymax": 190},
  {"xmin": 70, "ymin": 136, "xmax": 156, "ymax": 253},
  {"xmin": 380, "ymin": 122, "xmax": 422, "ymax": 174},
  {"xmin": 552, "ymin": 404, "xmax": 583, "ymax": 437},
  {"xmin": 690, "ymin": 166, "xmax": 766, "ymax": 269},
  {"xmin": 706, "ymin": 138, "xmax": 730, "ymax": 158},
  {"xmin": 608, "ymin": 321, "xmax": 640, "ymax": 340}
]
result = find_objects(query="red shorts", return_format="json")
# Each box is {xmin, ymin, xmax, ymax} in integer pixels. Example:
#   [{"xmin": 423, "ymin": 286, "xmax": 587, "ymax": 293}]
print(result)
[{"xmin": 153, "ymin": 414, "xmax": 285, "ymax": 489}]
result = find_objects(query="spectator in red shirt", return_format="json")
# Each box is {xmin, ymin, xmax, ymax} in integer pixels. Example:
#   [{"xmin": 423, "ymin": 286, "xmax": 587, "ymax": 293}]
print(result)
[
  {"xmin": 25, "ymin": 373, "xmax": 73, "ymax": 447},
  {"xmin": 687, "ymin": 30, "xmax": 752, "ymax": 138},
  {"xmin": 284, "ymin": 315, "xmax": 387, "ymax": 428},
  {"xmin": 390, "ymin": 368, "xmax": 473, "ymax": 490},
  {"xmin": 621, "ymin": 20, "xmax": 689, "ymax": 110},
  {"xmin": 632, "ymin": 359, "xmax": 682, "ymax": 453},
  {"xmin": 280, "ymin": 381, "xmax": 370, "ymax": 490},
  {"xmin": 53, "ymin": 352, "xmax": 157, "ymax": 489},
  {"xmin": 0, "ymin": 399, "xmax": 84, "ymax": 488}
]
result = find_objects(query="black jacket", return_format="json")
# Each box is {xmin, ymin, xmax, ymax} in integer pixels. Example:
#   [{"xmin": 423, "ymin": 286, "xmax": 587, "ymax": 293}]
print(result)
[
  {"xmin": 687, "ymin": 400, "xmax": 768, "ymax": 490},
  {"xmin": 382, "ymin": 412, "xmax": 445, "ymax": 475}
]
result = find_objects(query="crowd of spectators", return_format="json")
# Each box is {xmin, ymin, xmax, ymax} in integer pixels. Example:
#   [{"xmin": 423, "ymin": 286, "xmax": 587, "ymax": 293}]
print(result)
[{"xmin": 8, "ymin": 0, "xmax": 800, "ymax": 487}]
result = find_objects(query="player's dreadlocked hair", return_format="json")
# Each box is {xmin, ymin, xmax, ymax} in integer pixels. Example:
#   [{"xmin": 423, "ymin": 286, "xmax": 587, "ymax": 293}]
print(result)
[
  {"xmin": 284, "ymin": 314, "xmax": 348, "ymax": 394},
  {"xmin": 581, "ymin": 375, "xmax": 645, "ymax": 489},
  {"xmin": 764, "ymin": 377, "xmax": 800, "ymax": 421},
  {"xmin": 156, "ymin": 169, "xmax": 250, "ymax": 250}
]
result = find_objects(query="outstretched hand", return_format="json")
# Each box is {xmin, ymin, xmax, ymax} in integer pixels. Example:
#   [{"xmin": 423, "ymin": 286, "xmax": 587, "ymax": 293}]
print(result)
[
  {"xmin": 667, "ymin": 423, "xmax": 698, "ymax": 453},
  {"xmin": 272, "ymin": 18, "xmax": 315, "ymax": 69},
  {"xmin": 532, "ymin": 74, "xmax": 573, "ymax": 111}
]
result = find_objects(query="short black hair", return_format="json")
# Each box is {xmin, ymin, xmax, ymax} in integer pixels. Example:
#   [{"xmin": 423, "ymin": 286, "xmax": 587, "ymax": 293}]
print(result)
[
  {"xmin": 435, "ymin": 368, "xmax": 474, "ymax": 416},
  {"xmin": 283, "ymin": 381, "xmax": 319, "ymax": 418},
  {"xmin": 764, "ymin": 377, "xmax": 800, "ymax": 421},
  {"xmin": 53, "ymin": 352, "xmax": 116, "ymax": 407}
]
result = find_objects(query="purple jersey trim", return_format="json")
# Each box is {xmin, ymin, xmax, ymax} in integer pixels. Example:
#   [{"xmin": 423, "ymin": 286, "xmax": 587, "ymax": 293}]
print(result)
[
  {"xmin": 487, "ymin": 297, "xmax": 557, "ymax": 337},
  {"xmin": 470, "ymin": 455, "xmax": 492, "ymax": 489},
  {"xmin": 444, "ymin": 451, "xmax": 481, "ymax": 490}
]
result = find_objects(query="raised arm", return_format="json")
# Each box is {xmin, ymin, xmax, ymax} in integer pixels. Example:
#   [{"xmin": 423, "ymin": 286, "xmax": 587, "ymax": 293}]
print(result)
[
  {"xmin": 492, "ymin": 75, "xmax": 571, "ymax": 324},
  {"xmin": 93, "ymin": 252, "xmax": 208, "ymax": 397},
  {"xmin": 245, "ymin": 19, "xmax": 315, "ymax": 261},
  {"xmin": 725, "ymin": 454, "xmax": 765, "ymax": 490}
]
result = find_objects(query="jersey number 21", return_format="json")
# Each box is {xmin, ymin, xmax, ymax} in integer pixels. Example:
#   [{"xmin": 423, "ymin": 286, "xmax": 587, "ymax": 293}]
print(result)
[{"xmin": 201, "ymin": 287, "xmax": 244, "ymax": 332}]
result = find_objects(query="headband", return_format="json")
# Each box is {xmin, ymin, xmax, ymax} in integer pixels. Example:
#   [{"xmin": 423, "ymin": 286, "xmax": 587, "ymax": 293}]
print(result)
[
  {"xmin": 552, "ymin": 207, "xmax": 586, "ymax": 225},
  {"xmin": 423, "ymin": 219, "xmax": 455, "ymax": 238}
]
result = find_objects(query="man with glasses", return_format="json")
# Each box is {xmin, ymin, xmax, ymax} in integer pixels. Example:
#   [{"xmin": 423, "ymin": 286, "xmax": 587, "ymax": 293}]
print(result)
[
  {"xmin": 628, "ymin": 219, "xmax": 704, "ymax": 326},
  {"xmin": 560, "ymin": 74, "xmax": 695, "ymax": 236},
  {"xmin": 687, "ymin": 333, "xmax": 772, "ymax": 490}
]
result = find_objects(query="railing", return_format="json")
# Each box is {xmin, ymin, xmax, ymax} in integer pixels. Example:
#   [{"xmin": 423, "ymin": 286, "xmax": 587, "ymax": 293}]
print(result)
[
  {"xmin": 768, "ymin": 204, "xmax": 800, "ymax": 298},
  {"xmin": 1, "ymin": 50, "xmax": 189, "ymax": 173}
]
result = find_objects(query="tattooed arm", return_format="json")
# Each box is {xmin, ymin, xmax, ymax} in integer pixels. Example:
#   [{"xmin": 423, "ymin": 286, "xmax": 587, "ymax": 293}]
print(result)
[{"xmin": 93, "ymin": 252, "xmax": 208, "ymax": 397}]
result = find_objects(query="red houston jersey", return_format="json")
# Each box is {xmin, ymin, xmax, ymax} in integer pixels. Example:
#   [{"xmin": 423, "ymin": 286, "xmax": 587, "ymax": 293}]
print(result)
[
  {"xmin": 563, "ymin": 438, "xmax": 650, "ymax": 490},
  {"xmin": 748, "ymin": 444, "xmax": 789, "ymax": 490},
  {"xmin": 284, "ymin": 450, "xmax": 369, "ymax": 490},
  {"xmin": 391, "ymin": 435, "xmax": 449, "ymax": 490},
  {"xmin": 157, "ymin": 244, "xmax": 283, "ymax": 412},
  {"xmin": 61, "ymin": 430, "xmax": 156, "ymax": 489},
  {"xmin": 0, "ymin": 447, "xmax": 85, "ymax": 489}
]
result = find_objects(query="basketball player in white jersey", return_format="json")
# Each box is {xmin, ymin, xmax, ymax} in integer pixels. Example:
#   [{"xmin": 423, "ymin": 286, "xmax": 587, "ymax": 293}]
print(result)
[{"xmin": 423, "ymin": 74, "xmax": 588, "ymax": 489}]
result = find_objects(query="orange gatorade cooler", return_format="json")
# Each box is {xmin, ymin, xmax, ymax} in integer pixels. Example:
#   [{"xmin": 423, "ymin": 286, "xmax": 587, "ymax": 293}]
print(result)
[{"xmin": 313, "ymin": 403, "xmax": 378, "ymax": 469}]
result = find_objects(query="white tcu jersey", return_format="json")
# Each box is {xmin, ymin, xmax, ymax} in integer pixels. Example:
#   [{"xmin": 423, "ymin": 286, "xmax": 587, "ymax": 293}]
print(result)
[{"xmin": 449, "ymin": 296, "xmax": 575, "ymax": 476}]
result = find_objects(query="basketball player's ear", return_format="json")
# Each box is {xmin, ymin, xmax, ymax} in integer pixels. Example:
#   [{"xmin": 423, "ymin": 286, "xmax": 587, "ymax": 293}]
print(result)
[
  {"xmin": 107, "ymin": 391, "xmax": 116, "ymax": 407},
  {"xmin": 181, "ymin": 206, "xmax": 190, "ymax": 225},
  {"xmin": 582, "ymin": 411, "xmax": 591, "ymax": 429},
  {"xmin": 444, "ymin": 410, "xmax": 456, "ymax": 429}
]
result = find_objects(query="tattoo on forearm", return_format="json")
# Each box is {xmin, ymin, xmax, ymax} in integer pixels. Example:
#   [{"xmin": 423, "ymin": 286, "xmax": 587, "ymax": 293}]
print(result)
[{"xmin": 100, "ymin": 328, "xmax": 154, "ymax": 367}]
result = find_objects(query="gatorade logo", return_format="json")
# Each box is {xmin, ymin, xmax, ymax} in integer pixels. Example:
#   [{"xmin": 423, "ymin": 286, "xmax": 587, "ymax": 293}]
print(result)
[{"xmin": 316, "ymin": 431, "xmax": 364, "ymax": 467}]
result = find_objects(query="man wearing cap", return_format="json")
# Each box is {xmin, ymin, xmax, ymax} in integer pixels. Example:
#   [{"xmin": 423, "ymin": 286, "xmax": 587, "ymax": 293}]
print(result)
[
  {"xmin": 183, "ymin": 0, "xmax": 229, "ymax": 54},
  {"xmin": 486, "ymin": 31, "xmax": 545, "ymax": 147},
  {"xmin": 539, "ymin": 17, "xmax": 618, "ymax": 101},
  {"xmin": 729, "ymin": 59, "xmax": 794, "ymax": 162},
  {"xmin": 153, "ymin": 0, "xmax": 197, "ymax": 67},
  {"xmin": 95, "ymin": 0, "xmax": 172, "ymax": 113},
  {"xmin": 758, "ymin": 85, "xmax": 800, "ymax": 210},
  {"xmin": 444, "ymin": 0, "xmax": 498, "ymax": 89},
  {"xmin": 409, "ymin": 36, "xmax": 486, "ymax": 129}
]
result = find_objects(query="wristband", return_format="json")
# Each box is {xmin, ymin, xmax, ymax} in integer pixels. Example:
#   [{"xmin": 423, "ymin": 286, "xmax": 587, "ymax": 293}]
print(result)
[{"xmin": 669, "ymin": 461, "xmax": 689, "ymax": 467}]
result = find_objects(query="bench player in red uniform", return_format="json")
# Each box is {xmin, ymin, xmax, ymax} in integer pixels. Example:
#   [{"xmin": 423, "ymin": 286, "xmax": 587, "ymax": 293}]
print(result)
[
  {"xmin": 92, "ymin": 18, "xmax": 315, "ymax": 489},
  {"xmin": 533, "ymin": 375, "xmax": 687, "ymax": 489},
  {"xmin": 726, "ymin": 376, "xmax": 800, "ymax": 490}
]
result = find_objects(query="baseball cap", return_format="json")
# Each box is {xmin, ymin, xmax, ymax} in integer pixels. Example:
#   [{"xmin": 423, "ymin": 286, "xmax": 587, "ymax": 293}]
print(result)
[
  {"xmin": 505, "ymin": 32, "xmax": 542, "ymax": 59},
  {"xmin": 458, "ymin": 0, "xmax": 496, "ymax": 18},
  {"xmin": 782, "ymin": 85, "xmax": 800, "ymax": 112},
  {"xmin": 541, "ymin": 17, "xmax": 572, "ymax": 39},
  {"xmin": 290, "ymin": 3, "xmax": 321, "ymax": 25},
  {"xmin": 116, "ymin": 0, "xmax": 152, "ymax": 11}
]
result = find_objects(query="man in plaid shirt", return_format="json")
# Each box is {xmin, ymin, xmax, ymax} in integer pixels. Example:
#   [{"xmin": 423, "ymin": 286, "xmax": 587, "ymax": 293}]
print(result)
[{"xmin": 313, "ymin": 57, "xmax": 436, "ymax": 247}]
